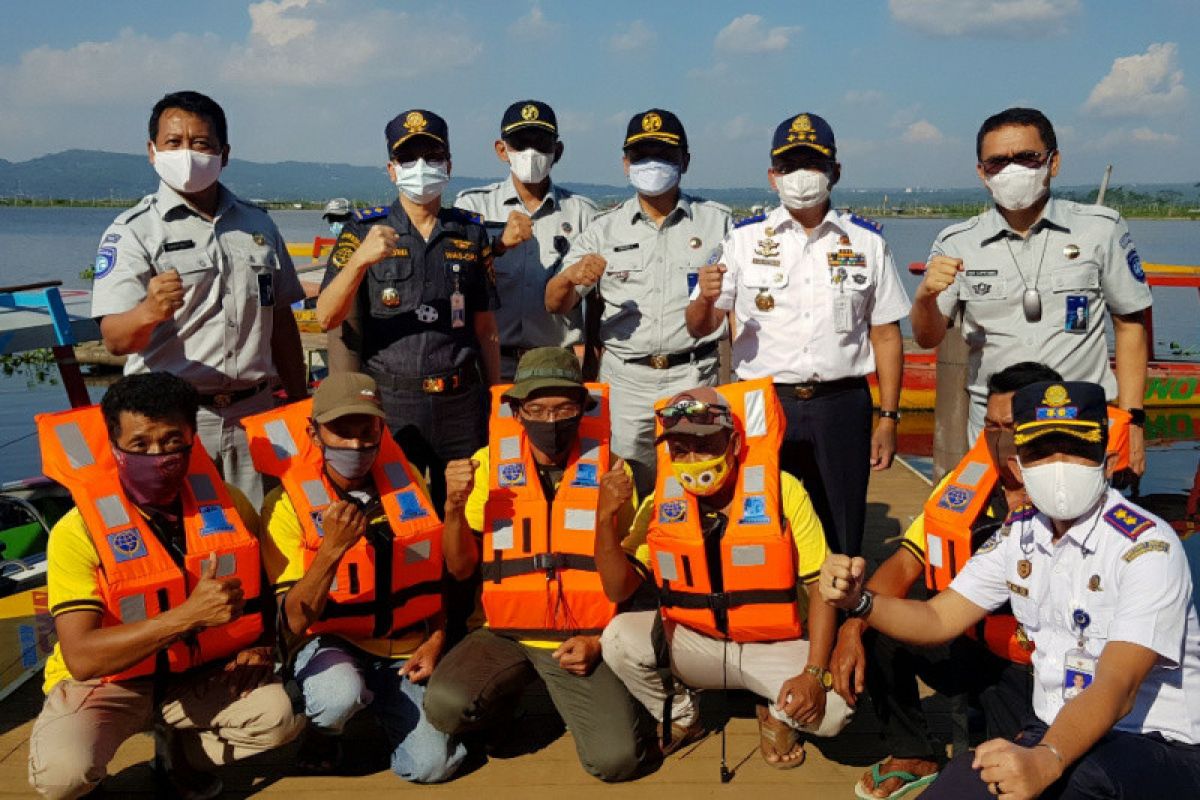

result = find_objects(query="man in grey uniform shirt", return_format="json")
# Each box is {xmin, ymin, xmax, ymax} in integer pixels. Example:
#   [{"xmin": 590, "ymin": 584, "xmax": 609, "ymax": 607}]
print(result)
[
  {"xmin": 455, "ymin": 100, "xmax": 597, "ymax": 380},
  {"xmin": 545, "ymin": 109, "xmax": 730, "ymax": 494},
  {"xmin": 91, "ymin": 91, "xmax": 307, "ymax": 505},
  {"xmin": 910, "ymin": 107, "xmax": 1150, "ymax": 475}
]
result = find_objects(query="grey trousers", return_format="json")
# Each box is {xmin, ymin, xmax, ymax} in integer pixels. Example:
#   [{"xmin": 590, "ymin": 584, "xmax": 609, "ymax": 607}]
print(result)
[
  {"xmin": 196, "ymin": 388, "xmax": 275, "ymax": 507},
  {"xmin": 423, "ymin": 629, "xmax": 650, "ymax": 782}
]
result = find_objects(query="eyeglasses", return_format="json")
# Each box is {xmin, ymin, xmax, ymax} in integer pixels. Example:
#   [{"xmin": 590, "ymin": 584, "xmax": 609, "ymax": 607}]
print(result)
[
  {"xmin": 519, "ymin": 402, "xmax": 582, "ymax": 422},
  {"xmin": 979, "ymin": 149, "xmax": 1054, "ymax": 176},
  {"xmin": 656, "ymin": 400, "xmax": 732, "ymax": 429}
]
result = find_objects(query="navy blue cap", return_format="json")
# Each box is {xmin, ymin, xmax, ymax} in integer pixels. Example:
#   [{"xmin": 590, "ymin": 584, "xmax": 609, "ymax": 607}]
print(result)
[
  {"xmin": 501, "ymin": 100, "xmax": 557, "ymax": 138},
  {"xmin": 1013, "ymin": 381, "xmax": 1107, "ymax": 447},
  {"xmin": 771, "ymin": 113, "xmax": 836, "ymax": 159},
  {"xmin": 385, "ymin": 109, "xmax": 448, "ymax": 155},
  {"xmin": 624, "ymin": 109, "xmax": 688, "ymax": 152}
]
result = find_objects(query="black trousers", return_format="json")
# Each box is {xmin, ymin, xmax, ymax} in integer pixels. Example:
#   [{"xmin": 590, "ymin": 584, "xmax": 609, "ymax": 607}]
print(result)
[
  {"xmin": 924, "ymin": 720, "xmax": 1200, "ymax": 799},
  {"xmin": 866, "ymin": 631, "xmax": 1035, "ymax": 761},
  {"xmin": 777, "ymin": 383, "xmax": 872, "ymax": 556}
]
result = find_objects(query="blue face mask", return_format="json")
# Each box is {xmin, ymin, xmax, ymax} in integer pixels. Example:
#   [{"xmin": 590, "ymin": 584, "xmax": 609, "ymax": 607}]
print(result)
[
  {"xmin": 628, "ymin": 158, "xmax": 680, "ymax": 197},
  {"xmin": 329, "ymin": 222, "xmax": 344, "ymax": 237}
]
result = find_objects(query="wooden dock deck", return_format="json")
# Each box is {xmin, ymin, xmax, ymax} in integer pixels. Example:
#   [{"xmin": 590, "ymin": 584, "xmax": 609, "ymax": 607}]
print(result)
[{"xmin": 0, "ymin": 462, "xmax": 944, "ymax": 799}]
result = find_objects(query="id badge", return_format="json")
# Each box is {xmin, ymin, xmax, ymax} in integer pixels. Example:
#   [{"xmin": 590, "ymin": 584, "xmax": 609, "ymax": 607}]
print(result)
[
  {"xmin": 1062, "ymin": 648, "xmax": 1096, "ymax": 700},
  {"xmin": 450, "ymin": 291, "xmax": 466, "ymax": 328},
  {"xmin": 1065, "ymin": 295, "xmax": 1089, "ymax": 333},
  {"xmin": 833, "ymin": 293, "xmax": 853, "ymax": 333},
  {"xmin": 686, "ymin": 271, "xmax": 699, "ymax": 295}
]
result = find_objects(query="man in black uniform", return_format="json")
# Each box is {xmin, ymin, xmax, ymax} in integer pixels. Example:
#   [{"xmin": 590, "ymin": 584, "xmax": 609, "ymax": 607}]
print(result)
[{"xmin": 316, "ymin": 109, "xmax": 500, "ymax": 512}]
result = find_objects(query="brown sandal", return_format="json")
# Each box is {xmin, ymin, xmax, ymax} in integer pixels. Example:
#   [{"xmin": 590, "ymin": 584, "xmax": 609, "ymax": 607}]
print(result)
[
  {"xmin": 659, "ymin": 719, "xmax": 706, "ymax": 757},
  {"xmin": 756, "ymin": 705, "xmax": 806, "ymax": 769}
]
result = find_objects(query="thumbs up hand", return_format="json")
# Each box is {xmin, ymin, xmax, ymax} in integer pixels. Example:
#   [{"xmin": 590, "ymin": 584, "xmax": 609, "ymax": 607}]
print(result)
[
  {"xmin": 182, "ymin": 552, "xmax": 245, "ymax": 629},
  {"xmin": 597, "ymin": 457, "xmax": 634, "ymax": 520}
]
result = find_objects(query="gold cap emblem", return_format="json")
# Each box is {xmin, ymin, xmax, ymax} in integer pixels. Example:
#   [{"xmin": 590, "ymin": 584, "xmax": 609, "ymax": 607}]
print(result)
[
  {"xmin": 1042, "ymin": 384, "xmax": 1070, "ymax": 408},
  {"xmin": 787, "ymin": 114, "xmax": 817, "ymax": 144},
  {"xmin": 521, "ymin": 104, "xmax": 539, "ymax": 121},
  {"xmin": 403, "ymin": 112, "xmax": 427, "ymax": 133},
  {"xmin": 642, "ymin": 112, "xmax": 663, "ymax": 133}
]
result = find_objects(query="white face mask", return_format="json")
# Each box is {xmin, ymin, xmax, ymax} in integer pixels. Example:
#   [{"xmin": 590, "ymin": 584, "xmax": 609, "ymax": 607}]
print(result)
[
  {"xmin": 152, "ymin": 146, "xmax": 223, "ymax": 194},
  {"xmin": 775, "ymin": 168, "xmax": 831, "ymax": 210},
  {"xmin": 507, "ymin": 147, "xmax": 553, "ymax": 184},
  {"xmin": 394, "ymin": 158, "xmax": 450, "ymax": 203},
  {"xmin": 985, "ymin": 162, "xmax": 1050, "ymax": 211},
  {"xmin": 628, "ymin": 158, "xmax": 681, "ymax": 197},
  {"xmin": 1019, "ymin": 458, "xmax": 1108, "ymax": 521}
]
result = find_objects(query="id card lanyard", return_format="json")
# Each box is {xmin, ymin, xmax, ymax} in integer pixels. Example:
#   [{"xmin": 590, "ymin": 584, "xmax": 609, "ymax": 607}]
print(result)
[{"xmin": 1061, "ymin": 515, "xmax": 1102, "ymax": 702}]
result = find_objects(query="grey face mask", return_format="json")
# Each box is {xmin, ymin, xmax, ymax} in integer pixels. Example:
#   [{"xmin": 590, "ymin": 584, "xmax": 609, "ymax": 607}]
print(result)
[{"xmin": 323, "ymin": 443, "xmax": 379, "ymax": 481}]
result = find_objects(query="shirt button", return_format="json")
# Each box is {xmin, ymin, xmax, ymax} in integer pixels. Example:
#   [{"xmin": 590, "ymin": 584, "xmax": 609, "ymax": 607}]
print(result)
[
  {"xmin": 804, "ymin": 279, "xmax": 811, "ymax": 285},
  {"xmin": 802, "ymin": 347, "xmax": 809, "ymax": 353},
  {"xmin": 803, "ymin": 312, "xmax": 810, "ymax": 318},
  {"xmin": 225, "ymin": 351, "xmax": 233, "ymax": 358}
]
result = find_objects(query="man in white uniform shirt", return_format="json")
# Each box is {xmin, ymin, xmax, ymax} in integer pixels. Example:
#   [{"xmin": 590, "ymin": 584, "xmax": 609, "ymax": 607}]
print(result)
[
  {"xmin": 821, "ymin": 380, "xmax": 1200, "ymax": 799},
  {"xmin": 686, "ymin": 112, "xmax": 910, "ymax": 556}
]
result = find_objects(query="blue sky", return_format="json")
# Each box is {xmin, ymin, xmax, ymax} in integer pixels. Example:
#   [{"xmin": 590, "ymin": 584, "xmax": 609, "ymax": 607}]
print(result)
[{"xmin": 0, "ymin": 1, "xmax": 1195, "ymax": 189}]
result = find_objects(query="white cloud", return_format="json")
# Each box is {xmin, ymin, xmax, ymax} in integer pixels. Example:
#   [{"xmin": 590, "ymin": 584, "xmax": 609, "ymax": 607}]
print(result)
[
  {"xmin": 248, "ymin": 0, "xmax": 319, "ymax": 47},
  {"xmin": 889, "ymin": 0, "xmax": 1080, "ymax": 37},
  {"xmin": 1084, "ymin": 126, "xmax": 1182, "ymax": 150},
  {"xmin": 509, "ymin": 4, "xmax": 560, "ymax": 41},
  {"xmin": 902, "ymin": 120, "xmax": 945, "ymax": 144},
  {"xmin": 714, "ymin": 14, "xmax": 800, "ymax": 53},
  {"xmin": 1083, "ymin": 43, "xmax": 1188, "ymax": 118},
  {"xmin": 843, "ymin": 89, "xmax": 886, "ymax": 106},
  {"xmin": 1130, "ymin": 127, "xmax": 1180, "ymax": 144},
  {"xmin": 610, "ymin": 20, "xmax": 655, "ymax": 52}
]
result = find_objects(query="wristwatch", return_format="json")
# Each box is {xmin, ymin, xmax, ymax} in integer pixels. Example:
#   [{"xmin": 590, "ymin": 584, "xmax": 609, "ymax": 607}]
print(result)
[
  {"xmin": 804, "ymin": 665, "xmax": 833, "ymax": 691},
  {"xmin": 1125, "ymin": 408, "xmax": 1146, "ymax": 427},
  {"xmin": 878, "ymin": 409, "xmax": 901, "ymax": 422},
  {"xmin": 847, "ymin": 588, "xmax": 875, "ymax": 619}
]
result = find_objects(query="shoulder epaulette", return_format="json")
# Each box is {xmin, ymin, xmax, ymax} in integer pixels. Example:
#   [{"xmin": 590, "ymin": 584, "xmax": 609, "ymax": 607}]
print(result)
[
  {"xmin": 454, "ymin": 185, "xmax": 493, "ymax": 200},
  {"xmin": 690, "ymin": 196, "xmax": 731, "ymax": 215},
  {"xmin": 1102, "ymin": 503, "xmax": 1156, "ymax": 541},
  {"xmin": 849, "ymin": 213, "xmax": 883, "ymax": 234},
  {"xmin": 113, "ymin": 194, "xmax": 155, "ymax": 225},
  {"xmin": 448, "ymin": 207, "xmax": 483, "ymax": 225},
  {"xmin": 1068, "ymin": 201, "xmax": 1120, "ymax": 222},
  {"xmin": 936, "ymin": 216, "xmax": 981, "ymax": 243},
  {"xmin": 353, "ymin": 206, "xmax": 389, "ymax": 222},
  {"xmin": 566, "ymin": 191, "xmax": 599, "ymax": 210},
  {"xmin": 1005, "ymin": 504, "xmax": 1037, "ymax": 524},
  {"xmin": 734, "ymin": 211, "xmax": 766, "ymax": 229}
]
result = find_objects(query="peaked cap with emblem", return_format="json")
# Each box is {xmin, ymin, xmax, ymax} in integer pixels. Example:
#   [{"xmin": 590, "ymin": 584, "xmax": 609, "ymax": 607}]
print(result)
[
  {"xmin": 1013, "ymin": 381, "xmax": 1107, "ymax": 448},
  {"xmin": 771, "ymin": 112, "xmax": 836, "ymax": 159},
  {"xmin": 385, "ymin": 109, "xmax": 448, "ymax": 155},
  {"xmin": 624, "ymin": 108, "xmax": 688, "ymax": 153},
  {"xmin": 501, "ymin": 100, "xmax": 558, "ymax": 137}
]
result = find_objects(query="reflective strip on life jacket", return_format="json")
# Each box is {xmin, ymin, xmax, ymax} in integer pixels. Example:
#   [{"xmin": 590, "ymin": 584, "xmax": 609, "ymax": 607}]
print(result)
[
  {"xmin": 243, "ymin": 399, "xmax": 443, "ymax": 640},
  {"xmin": 481, "ymin": 382, "xmax": 617, "ymax": 639},
  {"xmin": 36, "ymin": 405, "xmax": 263, "ymax": 681},
  {"xmin": 647, "ymin": 378, "xmax": 801, "ymax": 643}
]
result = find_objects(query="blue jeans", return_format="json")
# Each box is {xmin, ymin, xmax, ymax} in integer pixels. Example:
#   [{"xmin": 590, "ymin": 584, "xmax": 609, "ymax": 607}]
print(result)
[{"xmin": 292, "ymin": 635, "xmax": 467, "ymax": 783}]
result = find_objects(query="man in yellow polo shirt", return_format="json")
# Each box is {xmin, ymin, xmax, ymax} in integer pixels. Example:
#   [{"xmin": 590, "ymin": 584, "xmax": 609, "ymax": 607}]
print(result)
[
  {"xmin": 30, "ymin": 372, "xmax": 301, "ymax": 800},
  {"xmin": 259, "ymin": 373, "xmax": 465, "ymax": 782},
  {"xmin": 596, "ymin": 384, "xmax": 852, "ymax": 770}
]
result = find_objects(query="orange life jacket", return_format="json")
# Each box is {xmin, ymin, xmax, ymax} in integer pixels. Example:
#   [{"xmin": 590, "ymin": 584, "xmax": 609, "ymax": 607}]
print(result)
[
  {"xmin": 970, "ymin": 613, "xmax": 1034, "ymax": 665},
  {"xmin": 647, "ymin": 378, "xmax": 800, "ymax": 643},
  {"xmin": 243, "ymin": 400, "xmax": 443, "ymax": 640},
  {"xmin": 480, "ymin": 383, "xmax": 617, "ymax": 639},
  {"xmin": 37, "ymin": 406, "xmax": 263, "ymax": 682}
]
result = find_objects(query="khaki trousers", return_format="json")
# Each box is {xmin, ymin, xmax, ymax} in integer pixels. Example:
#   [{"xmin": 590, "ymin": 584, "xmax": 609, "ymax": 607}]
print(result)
[
  {"xmin": 28, "ymin": 666, "xmax": 303, "ymax": 800},
  {"xmin": 601, "ymin": 610, "xmax": 853, "ymax": 737}
]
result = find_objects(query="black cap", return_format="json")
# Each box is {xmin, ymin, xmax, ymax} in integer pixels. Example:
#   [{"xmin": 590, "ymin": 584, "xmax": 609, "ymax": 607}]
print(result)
[
  {"xmin": 385, "ymin": 110, "xmax": 448, "ymax": 155},
  {"xmin": 771, "ymin": 112, "xmax": 836, "ymax": 159},
  {"xmin": 624, "ymin": 109, "xmax": 688, "ymax": 152},
  {"xmin": 1013, "ymin": 381, "xmax": 1107, "ymax": 448},
  {"xmin": 501, "ymin": 100, "xmax": 558, "ymax": 138}
]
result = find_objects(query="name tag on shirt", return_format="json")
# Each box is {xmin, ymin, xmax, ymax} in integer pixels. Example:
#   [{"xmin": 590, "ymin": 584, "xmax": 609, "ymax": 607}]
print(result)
[{"xmin": 163, "ymin": 240, "xmax": 195, "ymax": 252}]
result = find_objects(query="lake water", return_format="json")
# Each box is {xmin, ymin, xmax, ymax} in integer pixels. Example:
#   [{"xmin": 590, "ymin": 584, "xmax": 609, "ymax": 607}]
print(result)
[{"xmin": 1, "ymin": 205, "xmax": 1197, "ymax": 504}]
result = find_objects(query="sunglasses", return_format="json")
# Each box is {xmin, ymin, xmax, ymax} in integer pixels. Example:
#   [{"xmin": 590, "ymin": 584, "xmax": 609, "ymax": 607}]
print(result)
[
  {"xmin": 656, "ymin": 400, "xmax": 732, "ymax": 429},
  {"xmin": 979, "ymin": 149, "xmax": 1054, "ymax": 176}
]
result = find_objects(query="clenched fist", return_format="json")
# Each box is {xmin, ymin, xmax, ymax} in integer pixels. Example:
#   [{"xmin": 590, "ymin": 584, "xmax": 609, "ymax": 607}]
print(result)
[
  {"xmin": 917, "ymin": 255, "xmax": 963, "ymax": 299},
  {"xmin": 444, "ymin": 459, "xmax": 478, "ymax": 514},
  {"xmin": 597, "ymin": 457, "xmax": 633, "ymax": 519},
  {"xmin": 351, "ymin": 225, "xmax": 401, "ymax": 270},
  {"xmin": 819, "ymin": 554, "xmax": 867, "ymax": 610},
  {"xmin": 319, "ymin": 500, "xmax": 368, "ymax": 555},
  {"xmin": 144, "ymin": 268, "xmax": 185, "ymax": 321},
  {"xmin": 500, "ymin": 210, "xmax": 534, "ymax": 249},
  {"xmin": 696, "ymin": 263, "xmax": 726, "ymax": 303},
  {"xmin": 565, "ymin": 254, "xmax": 606, "ymax": 287}
]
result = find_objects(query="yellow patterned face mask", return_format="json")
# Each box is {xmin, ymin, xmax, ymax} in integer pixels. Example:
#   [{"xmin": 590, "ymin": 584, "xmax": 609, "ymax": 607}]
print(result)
[{"xmin": 670, "ymin": 453, "xmax": 732, "ymax": 496}]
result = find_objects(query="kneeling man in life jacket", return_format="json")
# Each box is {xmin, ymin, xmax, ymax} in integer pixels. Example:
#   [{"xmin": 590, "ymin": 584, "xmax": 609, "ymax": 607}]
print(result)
[
  {"xmin": 425, "ymin": 347, "xmax": 652, "ymax": 782},
  {"xmin": 596, "ymin": 380, "xmax": 853, "ymax": 770},
  {"xmin": 31, "ymin": 373, "xmax": 302, "ymax": 800},
  {"xmin": 247, "ymin": 373, "xmax": 465, "ymax": 782}
]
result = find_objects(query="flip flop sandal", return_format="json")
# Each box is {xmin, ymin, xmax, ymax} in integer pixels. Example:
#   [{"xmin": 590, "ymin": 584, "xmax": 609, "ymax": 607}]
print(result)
[
  {"xmin": 853, "ymin": 759, "xmax": 940, "ymax": 800},
  {"xmin": 659, "ymin": 719, "xmax": 706, "ymax": 757},
  {"xmin": 755, "ymin": 705, "xmax": 806, "ymax": 770}
]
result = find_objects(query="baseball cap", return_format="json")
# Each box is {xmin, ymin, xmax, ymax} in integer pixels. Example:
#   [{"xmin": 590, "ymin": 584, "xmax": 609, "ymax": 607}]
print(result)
[
  {"xmin": 321, "ymin": 198, "xmax": 351, "ymax": 220},
  {"xmin": 385, "ymin": 109, "xmax": 448, "ymax": 155},
  {"xmin": 771, "ymin": 112, "xmax": 836, "ymax": 159},
  {"xmin": 502, "ymin": 348, "xmax": 593, "ymax": 406},
  {"xmin": 311, "ymin": 373, "xmax": 386, "ymax": 424},
  {"xmin": 624, "ymin": 109, "xmax": 688, "ymax": 152},
  {"xmin": 1013, "ymin": 381, "xmax": 1107, "ymax": 448},
  {"xmin": 501, "ymin": 100, "xmax": 558, "ymax": 138},
  {"xmin": 655, "ymin": 387, "xmax": 735, "ymax": 443}
]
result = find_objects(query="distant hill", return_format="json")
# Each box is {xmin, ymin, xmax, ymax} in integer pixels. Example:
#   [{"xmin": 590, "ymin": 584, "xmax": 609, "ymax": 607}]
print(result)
[{"xmin": 1, "ymin": 150, "xmax": 1197, "ymax": 212}]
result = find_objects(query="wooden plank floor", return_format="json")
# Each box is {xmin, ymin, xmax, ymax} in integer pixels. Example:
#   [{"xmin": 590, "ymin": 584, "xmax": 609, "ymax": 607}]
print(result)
[{"xmin": 0, "ymin": 461, "xmax": 944, "ymax": 799}]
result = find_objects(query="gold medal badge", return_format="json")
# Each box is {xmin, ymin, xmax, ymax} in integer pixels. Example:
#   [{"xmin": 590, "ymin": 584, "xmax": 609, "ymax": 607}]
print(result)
[
  {"xmin": 380, "ymin": 287, "xmax": 401, "ymax": 307},
  {"xmin": 755, "ymin": 290, "xmax": 775, "ymax": 311}
]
